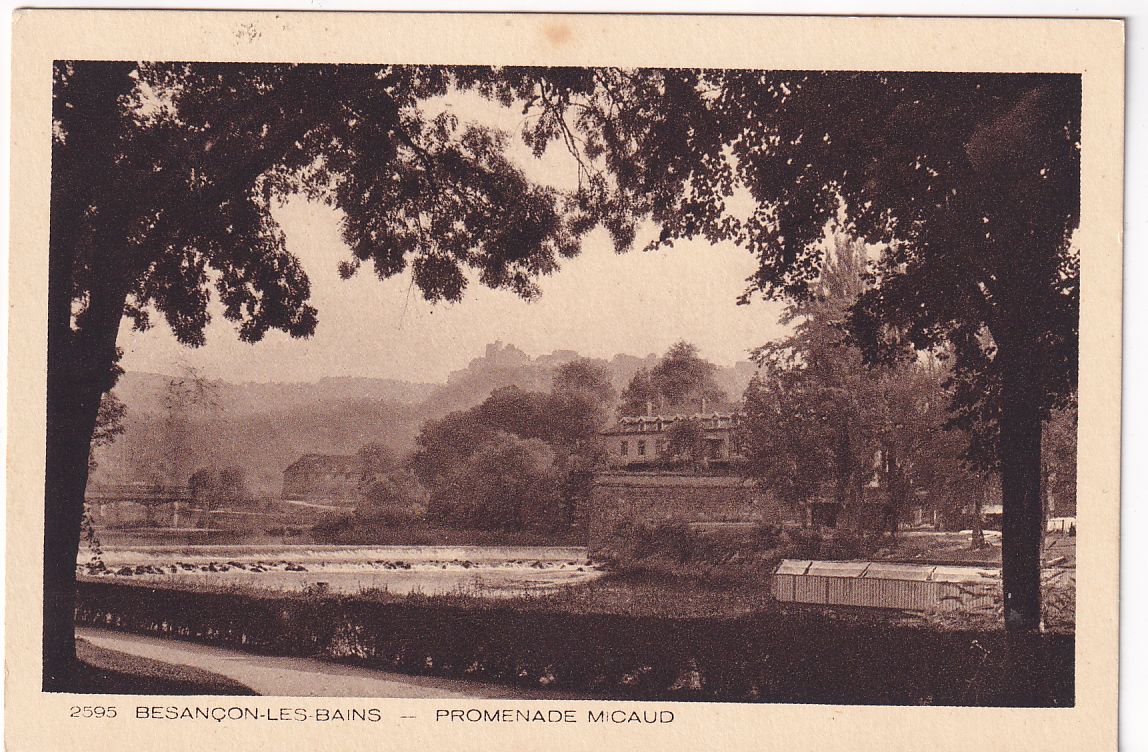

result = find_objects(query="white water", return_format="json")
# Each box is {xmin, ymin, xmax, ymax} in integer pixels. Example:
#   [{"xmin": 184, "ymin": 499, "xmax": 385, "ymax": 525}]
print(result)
[{"xmin": 79, "ymin": 544, "xmax": 603, "ymax": 597}]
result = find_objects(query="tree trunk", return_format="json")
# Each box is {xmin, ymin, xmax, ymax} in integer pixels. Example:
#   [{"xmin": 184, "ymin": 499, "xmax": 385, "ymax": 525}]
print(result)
[
  {"xmin": 999, "ymin": 356, "xmax": 1044, "ymax": 635},
  {"xmin": 882, "ymin": 443, "xmax": 910, "ymax": 540},
  {"xmin": 971, "ymin": 484, "xmax": 986, "ymax": 550},
  {"xmin": 833, "ymin": 427, "xmax": 856, "ymax": 531},
  {"xmin": 43, "ymin": 344, "xmax": 106, "ymax": 690},
  {"xmin": 43, "ymin": 268, "xmax": 126, "ymax": 689}
]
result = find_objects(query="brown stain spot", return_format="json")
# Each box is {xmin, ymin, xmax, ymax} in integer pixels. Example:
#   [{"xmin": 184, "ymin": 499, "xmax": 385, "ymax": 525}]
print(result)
[
  {"xmin": 543, "ymin": 23, "xmax": 572, "ymax": 46},
  {"xmin": 235, "ymin": 22, "xmax": 261, "ymax": 43}
]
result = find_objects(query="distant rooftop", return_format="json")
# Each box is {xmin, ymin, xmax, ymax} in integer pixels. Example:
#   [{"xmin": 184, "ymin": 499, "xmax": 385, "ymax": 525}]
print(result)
[
  {"xmin": 283, "ymin": 453, "xmax": 361, "ymax": 475},
  {"xmin": 603, "ymin": 411, "xmax": 742, "ymax": 434}
]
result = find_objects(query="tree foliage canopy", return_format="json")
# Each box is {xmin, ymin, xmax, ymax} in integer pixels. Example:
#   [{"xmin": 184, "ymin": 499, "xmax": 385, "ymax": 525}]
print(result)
[
  {"xmin": 664, "ymin": 418, "xmax": 707, "ymax": 468},
  {"xmin": 519, "ymin": 69, "xmax": 1080, "ymax": 430},
  {"xmin": 742, "ymin": 236, "xmax": 994, "ymax": 532},
  {"xmin": 356, "ymin": 442, "xmax": 400, "ymax": 478},
  {"xmin": 428, "ymin": 432, "xmax": 562, "ymax": 532},
  {"xmin": 53, "ymin": 62, "xmax": 595, "ymax": 367},
  {"xmin": 552, "ymin": 358, "xmax": 617, "ymax": 407},
  {"xmin": 410, "ymin": 376, "xmax": 611, "ymax": 532},
  {"xmin": 515, "ymin": 70, "xmax": 1078, "ymax": 630},
  {"xmin": 619, "ymin": 341, "xmax": 727, "ymax": 416}
]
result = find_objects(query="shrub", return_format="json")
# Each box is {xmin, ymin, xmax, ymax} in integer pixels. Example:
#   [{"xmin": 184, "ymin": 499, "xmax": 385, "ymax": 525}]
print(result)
[
  {"xmin": 819, "ymin": 531, "xmax": 871, "ymax": 560},
  {"xmin": 632, "ymin": 523, "xmax": 700, "ymax": 563},
  {"xmin": 754, "ymin": 523, "xmax": 786, "ymax": 549},
  {"xmin": 357, "ymin": 469, "xmax": 429, "ymax": 520},
  {"xmin": 771, "ymin": 528, "xmax": 875, "ymax": 561},
  {"xmin": 74, "ymin": 580, "xmax": 1075, "ymax": 706},
  {"xmin": 593, "ymin": 522, "xmax": 705, "ymax": 572},
  {"xmin": 779, "ymin": 528, "xmax": 824, "ymax": 558},
  {"xmin": 427, "ymin": 433, "xmax": 564, "ymax": 532},
  {"xmin": 923, "ymin": 568, "xmax": 1075, "ymax": 633}
]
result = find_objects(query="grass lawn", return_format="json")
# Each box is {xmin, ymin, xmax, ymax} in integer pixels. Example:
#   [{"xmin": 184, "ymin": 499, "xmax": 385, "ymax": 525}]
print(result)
[
  {"xmin": 427, "ymin": 572, "xmax": 783, "ymax": 619},
  {"xmin": 346, "ymin": 571, "xmax": 931, "ymax": 630},
  {"xmin": 69, "ymin": 639, "xmax": 257, "ymax": 695}
]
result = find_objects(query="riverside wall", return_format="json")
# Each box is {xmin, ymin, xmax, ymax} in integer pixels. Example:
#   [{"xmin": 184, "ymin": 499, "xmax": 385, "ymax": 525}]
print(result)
[{"xmin": 587, "ymin": 472, "xmax": 794, "ymax": 542}]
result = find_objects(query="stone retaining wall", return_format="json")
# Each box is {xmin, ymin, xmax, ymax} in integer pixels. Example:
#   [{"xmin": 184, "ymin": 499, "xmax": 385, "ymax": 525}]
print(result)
[{"xmin": 588, "ymin": 472, "xmax": 793, "ymax": 542}]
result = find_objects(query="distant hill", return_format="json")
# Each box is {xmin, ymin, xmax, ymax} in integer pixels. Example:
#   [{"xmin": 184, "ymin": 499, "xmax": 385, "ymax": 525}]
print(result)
[
  {"xmin": 91, "ymin": 342, "xmax": 759, "ymax": 496},
  {"xmin": 111, "ymin": 371, "xmax": 437, "ymax": 415},
  {"xmin": 421, "ymin": 341, "xmax": 666, "ymax": 415}
]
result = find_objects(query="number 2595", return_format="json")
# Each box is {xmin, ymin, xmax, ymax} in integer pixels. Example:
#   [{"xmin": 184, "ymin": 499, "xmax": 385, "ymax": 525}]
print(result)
[{"xmin": 69, "ymin": 706, "xmax": 117, "ymax": 718}]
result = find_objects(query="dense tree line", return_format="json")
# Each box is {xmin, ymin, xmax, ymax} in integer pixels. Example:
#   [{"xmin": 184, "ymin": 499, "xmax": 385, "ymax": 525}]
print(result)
[
  {"xmin": 410, "ymin": 359, "xmax": 615, "ymax": 532},
  {"xmin": 619, "ymin": 341, "xmax": 729, "ymax": 417},
  {"xmin": 739, "ymin": 236, "xmax": 999, "ymax": 535}
]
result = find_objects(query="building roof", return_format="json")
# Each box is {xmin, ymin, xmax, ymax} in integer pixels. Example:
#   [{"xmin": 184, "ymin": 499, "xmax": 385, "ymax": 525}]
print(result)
[
  {"xmin": 284, "ymin": 453, "xmax": 361, "ymax": 475},
  {"xmin": 602, "ymin": 412, "xmax": 742, "ymax": 435}
]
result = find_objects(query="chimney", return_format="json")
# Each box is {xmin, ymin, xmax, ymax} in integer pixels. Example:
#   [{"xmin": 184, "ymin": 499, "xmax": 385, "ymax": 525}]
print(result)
[
  {"xmin": 645, "ymin": 399, "xmax": 654, "ymax": 417},
  {"xmin": 701, "ymin": 396, "xmax": 708, "ymax": 414}
]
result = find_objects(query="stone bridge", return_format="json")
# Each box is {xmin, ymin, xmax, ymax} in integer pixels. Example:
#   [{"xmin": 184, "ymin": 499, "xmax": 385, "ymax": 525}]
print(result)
[
  {"xmin": 85, "ymin": 483, "xmax": 196, "ymax": 528},
  {"xmin": 86, "ymin": 483, "xmax": 194, "ymax": 505}
]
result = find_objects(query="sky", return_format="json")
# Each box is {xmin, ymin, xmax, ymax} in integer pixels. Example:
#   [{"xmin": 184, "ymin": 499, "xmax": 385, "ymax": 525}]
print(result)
[{"xmin": 116, "ymin": 90, "xmax": 791, "ymax": 384}]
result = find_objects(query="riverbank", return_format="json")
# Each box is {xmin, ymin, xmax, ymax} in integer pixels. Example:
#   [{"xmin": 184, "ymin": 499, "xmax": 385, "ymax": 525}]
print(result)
[
  {"xmin": 96, "ymin": 524, "xmax": 588, "ymax": 548},
  {"xmin": 310, "ymin": 521, "xmax": 588, "ymax": 548}
]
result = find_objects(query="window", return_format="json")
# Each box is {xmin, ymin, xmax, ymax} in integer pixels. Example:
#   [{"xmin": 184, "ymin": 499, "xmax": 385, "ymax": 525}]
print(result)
[
  {"xmin": 638, "ymin": 440, "xmax": 646, "ymax": 456},
  {"xmin": 621, "ymin": 441, "xmax": 629, "ymax": 456}
]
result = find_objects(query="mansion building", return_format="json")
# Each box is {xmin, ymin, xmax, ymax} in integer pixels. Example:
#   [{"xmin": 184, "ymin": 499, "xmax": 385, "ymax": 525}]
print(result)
[
  {"xmin": 600, "ymin": 410, "xmax": 743, "ymax": 470},
  {"xmin": 590, "ymin": 407, "xmax": 770, "ymax": 542}
]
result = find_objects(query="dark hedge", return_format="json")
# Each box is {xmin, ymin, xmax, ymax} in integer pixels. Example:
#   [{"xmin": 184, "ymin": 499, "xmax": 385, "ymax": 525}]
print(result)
[{"xmin": 75, "ymin": 580, "xmax": 1073, "ymax": 706}]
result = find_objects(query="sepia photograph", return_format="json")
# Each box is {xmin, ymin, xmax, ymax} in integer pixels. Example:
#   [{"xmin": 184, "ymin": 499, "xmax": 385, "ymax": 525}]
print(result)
[
  {"xmin": 45, "ymin": 58, "xmax": 1083, "ymax": 706},
  {"xmin": 5, "ymin": 10, "xmax": 1126, "ymax": 752}
]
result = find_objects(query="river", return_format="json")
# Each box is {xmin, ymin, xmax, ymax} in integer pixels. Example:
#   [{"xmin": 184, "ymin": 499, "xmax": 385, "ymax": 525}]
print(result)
[{"xmin": 78, "ymin": 544, "xmax": 603, "ymax": 597}]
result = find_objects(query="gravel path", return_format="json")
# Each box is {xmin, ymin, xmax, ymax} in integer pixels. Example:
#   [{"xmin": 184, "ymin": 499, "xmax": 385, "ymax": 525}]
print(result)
[{"xmin": 77, "ymin": 627, "xmax": 560, "ymax": 699}]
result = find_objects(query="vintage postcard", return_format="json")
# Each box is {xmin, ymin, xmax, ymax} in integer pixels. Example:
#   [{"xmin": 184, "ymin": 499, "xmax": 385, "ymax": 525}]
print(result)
[{"xmin": 5, "ymin": 10, "xmax": 1123, "ymax": 752}]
